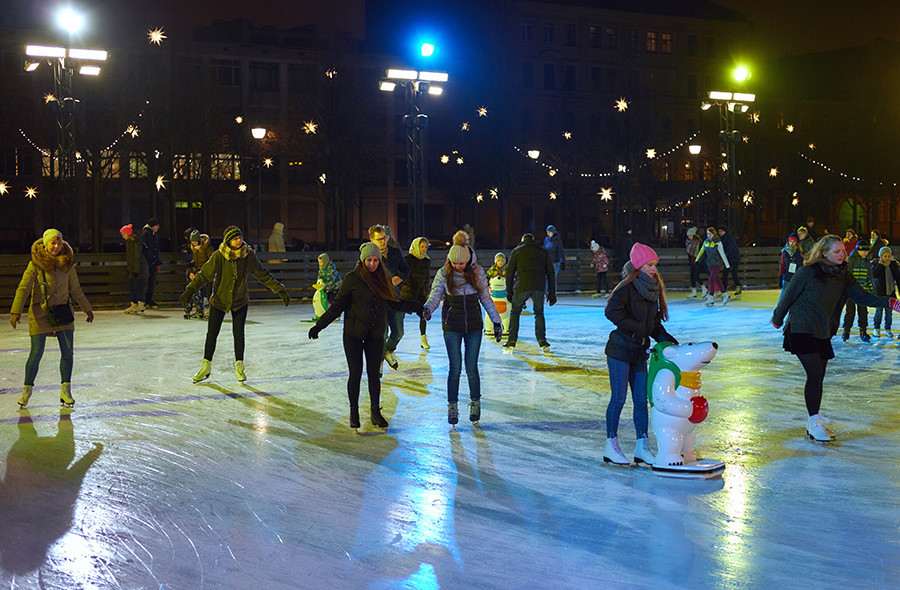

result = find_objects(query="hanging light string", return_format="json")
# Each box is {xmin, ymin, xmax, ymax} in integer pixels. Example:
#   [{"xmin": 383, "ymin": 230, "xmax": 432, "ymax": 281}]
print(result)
[{"xmin": 798, "ymin": 151, "xmax": 898, "ymax": 187}]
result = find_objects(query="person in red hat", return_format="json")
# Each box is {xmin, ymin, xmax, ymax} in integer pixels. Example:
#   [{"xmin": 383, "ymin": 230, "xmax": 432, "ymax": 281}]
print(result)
[
  {"xmin": 778, "ymin": 233, "xmax": 803, "ymax": 289},
  {"xmin": 120, "ymin": 224, "xmax": 148, "ymax": 313}
]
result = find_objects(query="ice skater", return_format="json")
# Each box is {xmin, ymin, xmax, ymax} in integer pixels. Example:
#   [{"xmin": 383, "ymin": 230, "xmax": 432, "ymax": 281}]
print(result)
[
  {"xmin": 873, "ymin": 246, "xmax": 900, "ymax": 338},
  {"xmin": 696, "ymin": 227, "xmax": 730, "ymax": 306},
  {"xmin": 120, "ymin": 224, "xmax": 148, "ymax": 313},
  {"xmin": 10, "ymin": 229, "xmax": 94, "ymax": 408},
  {"xmin": 308, "ymin": 242, "xmax": 423, "ymax": 430},
  {"xmin": 180, "ymin": 226, "xmax": 290, "ymax": 383},
  {"xmin": 423, "ymin": 241, "xmax": 502, "ymax": 425},
  {"xmin": 589, "ymin": 240, "xmax": 610, "ymax": 298},
  {"xmin": 504, "ymin": 233, "xmax": 556, "ymax": 352},
  {"xmin": 401, "ymin": 237, "xmax": 433, "ymax": 350},
  {"xmin": 369, "ymin": 224, "xmax": 409, "ymax": 371},
  {"xmin": 315, "ymin": 252, "xmax": 342, "ymax": 304},
  {"xmin": 771, "ymin": 235, "xmax": 896, "ymax": 442},
  {"xmin": 602, "ymin": 242, "xmax": 677, "ymax": 466}
]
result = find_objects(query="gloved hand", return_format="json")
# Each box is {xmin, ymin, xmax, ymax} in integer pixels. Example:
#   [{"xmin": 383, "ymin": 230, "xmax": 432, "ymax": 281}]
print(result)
[
  {"xmin": 422, "ymin": 308, "xmax": 432, "ymax": 321},
  {"xmin": 308, "ymin": 325, "xmax": 320, "ymax": 339},
  {"xmin": 279, "ymin": 290, "xmax": 290, "ymax": 306},
  {"xmin": 415, "ymin": 304, "xmax": 426, "ymax": 320},
  {"xmin": 10, "ymin": 313, "xmax": 19, "ymax": 329},
  {"xmin": 548, "ymin": 292, "xmax": 557, "ymax": 306},
  {"xmin": 559, "ymin": 260, "xmax": 566, "ymax": 272},
  {"xmin": 493, "ymin": 323, "xmax": 502, "ymax": 342},
  {"xmin": 771, "ymin": 318, "xmax": 782, "ymax": 329},
  {"xmin": 178, "ymin": 290, "xmax": 192, "ymax": 307},
  {"xmin": 891, "ymin": 298, "xmax": 900, "ymax": 313}
]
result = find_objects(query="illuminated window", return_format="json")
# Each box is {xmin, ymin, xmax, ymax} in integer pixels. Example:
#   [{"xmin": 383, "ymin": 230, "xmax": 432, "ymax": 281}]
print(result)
[
  {"xmin": 129, "ymin": 152, "xmax": 148, "ymax": 178},
  {"xmin": 173, "ymin": 154, "xmax": 203, "ymax": 180},
  {"xmin": 661, "ymin": 33, "xmax": 673, "ymax": 53},
  {"xmin": 646, "ymin": 32, "xmax": 658, "ymax": 52},
  {"xmin": 210, "ymin": 153, "xmax": 241, "ymax": 180}
]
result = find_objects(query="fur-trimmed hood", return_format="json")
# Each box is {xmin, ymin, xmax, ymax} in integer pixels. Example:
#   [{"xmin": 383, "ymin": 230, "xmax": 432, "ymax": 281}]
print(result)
[{"xmin": 30, "ymin": 238, "xmax": 74, "ymax": 273}]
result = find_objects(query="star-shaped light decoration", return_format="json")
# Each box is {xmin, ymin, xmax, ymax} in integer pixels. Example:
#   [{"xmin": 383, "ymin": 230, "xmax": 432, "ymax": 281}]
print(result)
[
  {"xmin": 722, "ymin": 162, "xmax": 728, "ymax": 171},
  {"xmin": 441, "ymin": 155, "xmax": 450, "ymax": 164},
  {"xmin": 44, "ymin": 93, "xmax": 57, "ymax": 104},
  {"xmin": 808, "ymin": 178, "xmax": 814, "ymax": 184},
  {"xmin": 769, "ymin": 167, "xmax": 778, "ymax": 177},
  {"xmin": 490, "ymin": 188, "xmax": 498, "ymax": 199},
  {"xmin": 646, "ymin": 148, "xmax": 656, "ymax": 159},
  {"xmin": 563, "ymin": 131, "xmax": 572, "ymax": 140},
  {"xmin": 615, "ymin": 98, "xmax": 628, "ymax": 112},
  {"xmin": 126, "ymin": 125, "xmax": 139, "ymax": 138},
  {"xmin": 476, "ymin": 193, "xmax": 484, "ymax": 203},
  {"xmin": 808, "ymin": 142, "xmax": 816, "ymax": 150},
  {"xmin": 456, "ymin": 157, "xmax": 464, "ymax": 165},
  {"xmin": 599, "ymin": 187, "xmax": 614, "ymax": 201},
  {"xmin": 548, "ymin": 169, "xmax": 557, "ymax": 177},
  {"xmin": 235, "ymin": 116, "xmax": 243, "ymax": 124},
  {"xmin": 148, "ymin": 28, "xmax": 167, "ymax": 45},
  {"xmin": 549, "ymin": 192, "xmax": 557, "ymax": 200},
  {"xmin": 319, "ymin": 173, "xmax": 327, "ymax": 183},
  {"xmin": 238, "ymin": 184, "xmax": 247, "ymax": 192},
  {"xmin": 477, "ymin": 107, "xmax": 487, "ymax": 117},
  {"xmin": 303, "ymin": 120, "xmax": 318, "ymax": 134},
  {"xmin": 25, "ymin": 187, "xmax": 38, "ymax": 199},
  {"xmin": 743, "ymin": 191, "xmax": 754, "ymax": 205},
  {"xmin": 786, "ymin": 125, "xmax": 794, "ymax": 133},
  {"xmin": 618, "ymin": 164, "xmax": 627, "ymax": 172},
  {"xmin": 156, "ymin": 175, "xmax": 167, "ymax": 191},
  {"xmin": 264, "ymin": 158, "xmax": 273, "ymax": 168},
  {"xmin": 0, "ymin": 181, "xmax": 8, "ymax": 195},
  {"xmin": 792, "ymin": 196, "xmax": 799, "ymax": 206},
  {"xmin": 742, "ymin": 135, "xmax": 749, "ymax": 143},
  {"xmin": 325, "ymin": 68, "xmax": 337, "ymax": 79},
  {"xmin": 750, "ymin": 111, "xmax": 760, "ymax": 123},
  {"xmin": 461, "ymin": 122, "xmax": 469, "ymax": 131}
]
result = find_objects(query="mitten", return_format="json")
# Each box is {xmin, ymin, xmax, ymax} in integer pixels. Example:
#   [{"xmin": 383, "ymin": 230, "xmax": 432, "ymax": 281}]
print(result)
[
  {"xmin": 178, "ymin": 290, "xmax": 192, "ymax": 307},
  {"xmin": 493, "ymin": 323, "xmax": 502, "ymax": 342},
  {"xmin": 547, "ymin": 292, "xmax": 557, "ymax": 306},
  {"xmin": 279, "ymin": 290, "xmax": 290, "ymax": 306},
  {"xmin": 308, "ymin": 326, "xmax": 320, "ymax": 339}
]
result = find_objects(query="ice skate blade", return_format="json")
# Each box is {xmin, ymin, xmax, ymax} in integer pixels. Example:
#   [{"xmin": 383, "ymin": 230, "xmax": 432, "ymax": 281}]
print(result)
[
  {"xmin": 652, "ymin": 459, "xmax": 724, "ymax": 479},
  {"xmin": 807, "ymin": 432, "xmax": 834, "ymax": 443},
  {"xmin": 602, "ymin": 456, "xmax": 631, "ymax": 467}
]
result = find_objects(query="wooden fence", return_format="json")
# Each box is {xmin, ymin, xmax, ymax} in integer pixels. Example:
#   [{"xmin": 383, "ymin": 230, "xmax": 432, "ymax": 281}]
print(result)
[{"xmin": 0, "ymin": 247, "xmax": 782, "ymax": 310}]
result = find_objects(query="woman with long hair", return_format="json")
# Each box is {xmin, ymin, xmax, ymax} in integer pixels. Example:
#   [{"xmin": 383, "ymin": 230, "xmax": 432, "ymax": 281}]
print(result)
[
  {"xmin": 423, "ymin": 236, "xmax": 502, "ymax": 425},
  {"xmin": 602, "ymin": 243, "xmax": 677, "ymax": 466},
  {"xmin": 308, "ymin": 242, "xmax": 423, "ymax": 430},
  {"xmin": 10, "ymin": 229, "xmax": 94, "ymax": 408},
  {"xmin": 772, "ymin": 235, "xmax": 896, "ymax": 441},
  {"xmin": 401, "ymin": 237, "xmax": 433, "ymax": 349}
]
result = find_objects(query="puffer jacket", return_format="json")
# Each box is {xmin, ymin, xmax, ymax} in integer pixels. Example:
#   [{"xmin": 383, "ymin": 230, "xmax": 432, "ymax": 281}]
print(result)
[
  {"xmin": 696, "ymin": 238, "xmax": 730, "ymax": 269},
  {"xmin": 185, "ymin": 242, "xmax": 284, "ymax": 312},
  {"xmin": 401, "ymin": 251, "xmax": 432, "ymax": 304},
  {"xmin": 424, "ymin": 264, "xmax": 500, "ymax": 333},
  {"xmin": 507, "ymin": 236, "xmax": 555, "ymax": 295},
  {"xmin": 604, "ymin": 281, "xmax": 675, "ymax": 363},
  {"xmin": 125, "ymin": 235, "xmax": 148, "ymax": 278},
  {"xmin": 11, "ymin": 239, "xmax": 92, "ymax": 335},
  {"xmin": 190, "ymin": 234, "xmax": 213, "ymax": 268}
]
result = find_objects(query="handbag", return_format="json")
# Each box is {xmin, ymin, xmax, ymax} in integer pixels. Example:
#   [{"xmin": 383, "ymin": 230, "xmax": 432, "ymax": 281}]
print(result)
[{"xmin": 40, "ymin": 269, "xmax": 74, "ymax": 327}]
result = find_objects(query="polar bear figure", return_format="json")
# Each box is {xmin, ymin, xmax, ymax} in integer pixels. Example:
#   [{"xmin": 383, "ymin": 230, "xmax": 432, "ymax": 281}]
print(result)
[
  {"xmin": 649, "ymin": 341, "xmax": 718, "ymax": 468},
  {"xmin": 484, "ymin": 275, "xmax": 510, "ymax": 336}
]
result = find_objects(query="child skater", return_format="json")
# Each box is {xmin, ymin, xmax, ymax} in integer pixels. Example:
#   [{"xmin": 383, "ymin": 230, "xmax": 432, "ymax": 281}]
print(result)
[
  {"xmin": 423, "ymin": 241, "xmax": 502, "ymax": 425},
  {"xmin": 308, "ymin": 242, "xmax": 423, "ymax": 430},
  {"xmin": 484, "ymin": 252, "xmax": 510, "ymax": 337},
  {"xmin": 772, "ymin": 235, "xmax": 896, "ymax": 442},
  {"xmin": 603, "ymin": 242, "xmax": 677, "ymax": 466},
  {"xmin": 696, "ymin": 227, "xmax": 730, "ymax": 306},
  {"xmin": 401, "ymin": 237, "xmax": 433, "ymax": 349},
  {"xmin": 590, "ymin": 240, "xmax": 610, "ymax": 298},
  {"xmin": 872, "ymin": 246, "xmax": 900, "ymax": 339},
  {"xmin": 180, "ymin": 226, "xmax": 290, "ymax": 383}
]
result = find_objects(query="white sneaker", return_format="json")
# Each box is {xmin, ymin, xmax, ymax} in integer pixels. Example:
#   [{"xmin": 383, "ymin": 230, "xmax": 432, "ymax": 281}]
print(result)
[
  {"xmin": 603, "ymin": 437, "xmax": 630, "ymax": 465},
  {"xmin": 633, "ymin": 437, "xmax": 655, "ymax": 466},
  {"xmin": 806, "ymin": 414, "xmax": 834, "ymax": 442},
  {"xmin": 723, "ymin": 292, "xmax": 731, "ymax": 305}
]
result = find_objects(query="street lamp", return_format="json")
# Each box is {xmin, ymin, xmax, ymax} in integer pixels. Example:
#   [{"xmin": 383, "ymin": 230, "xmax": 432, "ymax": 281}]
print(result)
[
  {"xmin": 251, "ymin": 127, "xmax": 266, "ymax": 251},
  {"xmin": 688, "ymin": 144, "xmax": 702, "ymax": 226},
  {"xmin": 703, "ymin": 90, "xmax": 755, "ymax": 230},
  {"xmin": 527, "ymin": 150, "xmax": 540, "ymax": 233},
  {"xmin": 380, "ymin": 68, "xmax": 448, "ymax": 241}
]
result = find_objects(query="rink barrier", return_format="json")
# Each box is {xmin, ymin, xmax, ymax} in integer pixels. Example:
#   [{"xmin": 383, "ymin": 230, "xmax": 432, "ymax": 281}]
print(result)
[{"xmin": 0, "ymin": 248, "xmax": 781, "ymax": 310}]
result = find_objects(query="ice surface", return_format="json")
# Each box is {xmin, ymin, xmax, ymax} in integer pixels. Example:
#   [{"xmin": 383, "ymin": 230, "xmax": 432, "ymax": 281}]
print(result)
[{"xmin": 1, "ymin": 290, "xmax": 899, "ymax": 588}]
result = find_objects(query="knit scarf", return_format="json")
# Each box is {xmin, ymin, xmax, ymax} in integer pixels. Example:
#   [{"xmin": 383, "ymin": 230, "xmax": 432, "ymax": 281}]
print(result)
[
  {"xmin": 881, "ymin": 261, "xmax": 897, "ymax": 294},
  {"xmin": 218, "ymin": 242, "xmax": 249, "ymax": 310},
  {"xmin": 817, "ymin": 260, "xmax": 847, "ymax": 278},
  {"xmin": 632, "ymin": 272, "xmax": 660, "ymax": 302}
]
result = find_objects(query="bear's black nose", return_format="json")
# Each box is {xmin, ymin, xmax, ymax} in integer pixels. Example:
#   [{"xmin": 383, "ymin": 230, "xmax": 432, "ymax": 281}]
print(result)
[{"xmin": 712, "ymin": 342, "xmax": 718, "ymax": 349}]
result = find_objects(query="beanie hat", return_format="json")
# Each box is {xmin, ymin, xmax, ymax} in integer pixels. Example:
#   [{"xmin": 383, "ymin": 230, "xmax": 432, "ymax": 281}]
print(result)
[
  {"xmin": 147, "ymin": 217, "xmax": 160, "ymax": 227},
  {"xmin": 448, "ymin": 244, "xmax": 471, "ymax": 265},
  {"xmin": 686, "ymin": 227, "xmax": 697, "ymax": 238},
  {"xmin": 494, "ymin": 252, "xmax": 506, "ymax": 263},
  {"xmin": 717, "ymin": 225, "xmax": 727, "ymax": 233},
  {"xmin": 879, "ymin": 246, "xmax": 892, "ymax": 258},
  {"xmin": 189, "ymin": 230, "xmax": 200, "ymax": 243},
  {"xmin": 797, "ymin": 225, "xmax": 808, "ymax": 234},
  {"xmin": 42, "ymin": 228, "xmax": 62, "ymax": 245},
  {"xmin": 857, "ymin": 241, "xmax": 871, "ymax": 251},
  {"xmin": 787, "ymin": 233, "xmax": 798, "ymax": 244},
  {"xmin": 120, "ymin": 224, "xmax": 133, "ymax": 236},
  {"xmin": 590, "ymin": 240, "xmax": 599, "ymax": 252},
  {"xmin": 630, "ymin": 242, "xmax": 658, "ymax": 270},
  {"xmin": 359, "ymin": 241, "xmax": 381, "ymax": 262},
  {"xmin": 546, "ymin": 225, "xmax": 557, "ymax": 234},
  {"xmin": 223, "ymin": 225, "xmax": 243, "ymax": 245}
]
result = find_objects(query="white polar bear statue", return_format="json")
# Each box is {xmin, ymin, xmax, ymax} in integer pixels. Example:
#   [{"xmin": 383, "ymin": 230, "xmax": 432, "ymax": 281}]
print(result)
[
  {"xmin": 484, "ymin": 276, "xmax": 510, "ymax": 336},
  {"xmin": 648, "ymin": 341, "xmax": 718, "ymax": 471}
]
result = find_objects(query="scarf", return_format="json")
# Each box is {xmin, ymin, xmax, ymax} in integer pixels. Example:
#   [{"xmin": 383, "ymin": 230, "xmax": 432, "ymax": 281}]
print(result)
[
  {"xmin": 632, "ymin": 271, "xmax": 660, "ymax": 302},
  {"xmin": 816, "ymin": 260, "xmax": 847, "ymax": 278},
  {"xmin": 881, "ymin": 260, "xmax": 897, "ymax": 295}
]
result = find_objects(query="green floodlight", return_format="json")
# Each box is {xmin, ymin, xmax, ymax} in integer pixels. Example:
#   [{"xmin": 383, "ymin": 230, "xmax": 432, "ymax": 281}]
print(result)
[{"xmin": 733, "ymin": 66, "xmax": 750, "ymax": 82}]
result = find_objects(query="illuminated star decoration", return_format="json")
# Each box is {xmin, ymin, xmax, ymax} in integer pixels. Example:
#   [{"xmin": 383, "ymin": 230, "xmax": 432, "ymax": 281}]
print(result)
[
  {"xmin": 238, "ymin": 184, "xmax": 247, "ymax": 192},
  {"xmin": 786, "ymin": 125, "xmax": 794, "ymax": 133},
  {"xmin": 563, "ymin": 131, "xmax": 572, "ymax": 140},
  {"xmin": 325, "ymin": 68, "xmax": 337, "ymax": 79},
  {"xmin": 618, "ymin": 164, "xmax": 627, "ymax": 172},
  {"xmin": 615, "ymin": 98, "xmax": 628, "ymax": 112},
  {"xmin": 264, "ymin": 158, "xmax": 273, "ymax": 168},
  {"xmin": 303, "ymin": 120, "xmax": 318, "ymax": 134},
  {"xmin": 25, "ymin": 187, "xmax": 38, "ymax": 199},
  {"xmin": 750, "ymin": 112, "xmax": 760, "ymax": 123},
  {"xmin": 490, "ymin": 188, "xmax": 498, "ymax": 199},
  {"xmin": 456, "ymin": 157, "xmax": 464, "ymax": 165},
  {"xmin": 743, "ymin": 190, "xmax": 754, "ymax": 205},
  {"xmin": 646, "ymin": 148, "xmax": 656, "ymax": 159},
  {"xmin": 148, "ymin": 28, "xmax": 167, "ymax": 45},
  {"xmin": 0, "ymin": 181, "xmax": 8, "ymax": 195},
  {"xmin": 548, "ymin": 169, "xmax": 557, "ymax": 177},
  {"xmin": 44, "ymin": 93, "xmax": 57, "ymax": 104},
  {"xmin": 792, "ymin": 196, "xmax": 799, "ymax": 206},
  {"xmin": 599, "ymin": 187, "xmax": 614, "ymax": 201},
  {"xmin": 477, "ymin": 107, "xmax": 487, "ymax": 117},
  {"xmin": 549, "ymin": 192, "xmax": 557, "ymax": 200},
  {"xmin": 156, "ymin": 175, "xmax": 167, "ymax": 191},
  {"xmin": 808, "ymin": 178, "xmax": 814, "ymax": 184},
  {"xmin": 235, "ymin": 116, "xmax": 243, "ymax": 124},
  {"xmin": 808, "ymin": 142, "xmax": 816, "ymax": 150},
  {"xmin": 476, "ymin": 193, "xmax": 483, "ymax": 203},
  {"xmin": 318, "ymin": 173, "xmax": 327, "ymax": 183},
  {"xmin": 769, "ymin": 167, "xmax": 778, "ymax": 177},
  {"xmin": 441, "ymin": 155, "xmax": 450, "ymax": 164},
  {"xmin": 126, "ymin": 125, "xmax": 139, "ymax": 138},
  {"xmin": 461, "ymin": 122, "xmax": 470, "ymax": 131}
]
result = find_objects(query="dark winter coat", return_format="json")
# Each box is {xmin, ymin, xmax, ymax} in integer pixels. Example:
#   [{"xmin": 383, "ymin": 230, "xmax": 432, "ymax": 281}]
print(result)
[
  {"xmin": 719, "ymin": 230, "xmax": 741, "ymax": 265},
  {"xmin": 507, "ymin": 236, "xmax": 555, "ymax": 295},
  {"xmin": 125, "ymin": 236, "xmax": 148, "ymax": 279},
  {"xmin": 873, "ymin": 259, "xmax": 900, "ymax": 297},
  {"xmin": 604, "ymin": 281, "xmax": 676, "ymax": 364},
  {"xmin": 424, "ymin": 264, "xmax": 501, "ymax": 334},
  {"xmin": 616, "ymin": 233, "xmax": 634, "ymax": 271},
  {"xmin": 401, "ymin": 253, "xmax": 432, "ymax": 304},
  {"xmin": 190, "ymin": 234, "xmax": 213, "ymax": 268},
  {"xmin": 12, "ymin": 239, "xmax": 92, "ymax": 336},
  {"xmin": 772, "ymin": 261, "xmax": 889, "ymax": 339},
  {"xmin": 382, "ymin": 244, "xmax": 410, "ymax": 297},
  {"xmin": 543, "ymin": 232, "xmax": 565, "ymax": 266},
  {"xmin": 185, "ymin": 243, "xmax": 284, "ymax": 312},
  {"xmin": 867, "ymin": 237, "xmax": 889, "ymax": 262},
  {"xmin": 315, "ymin": 267, "xmax": 421, "ymax": 341},
  {"xmin": 141, "ymin": 225, "xmax": 160, "ymax": 266},
  {"xmin": 696, "ymin": 237, "xmax": 729, "ymax": 269},
  {"xmin": 778, "ymin": 245, "xmax": 803, "ymax": 288}
]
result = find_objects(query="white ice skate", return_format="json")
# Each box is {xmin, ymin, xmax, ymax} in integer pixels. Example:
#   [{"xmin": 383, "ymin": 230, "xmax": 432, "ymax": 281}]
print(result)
[
  {"xmin": 603, "ymin": 437, "xmax": 630, "ymax": 466},
  {"xmin": 806, "ymin": 414, "xmax": 834, "ymax": 442}
]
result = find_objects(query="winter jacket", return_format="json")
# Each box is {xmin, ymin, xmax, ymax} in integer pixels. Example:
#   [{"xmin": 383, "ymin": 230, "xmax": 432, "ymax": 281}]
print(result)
[
  {"xmin": 317, "ymin": 262, "xmax": 342, "ymax": 295},
  {"xmin": 507, "ymin": 236, "xmax": 555, "ymax": 295},
  {"xmin": 685, "ymin": 237, "xmax": 701, "ymax": 263},
  {"xmin": 847, "ymin": 249, "xmax": 874, "ymax": 292},
  {"xmin": 868, "ymin": 237, "xmax": 889, "ymax": 262},
  {"xmin": 798, "ymin": 235, "xmax": 815, "ymax": 258},
  {"xmin": 381, "ymin": 244, "xmax": 410, "ymax": 297},
  {"xmin": 616, "ymin": 233, "xmax": 634, "ymax": 270},
  {"xmin": 401, "ymin": 252, "xmax": 432, "ymax": 304},
  {"xmin": 185, "ymin": 242, "xmax": 284, "ymax": 312},
  {"xmin": 778, "ymin": 245, "xmax": 803, "ymax": 288},
  {"xmin": 543, "ymin": 232, "xmax": 565, "ymax": 266},
  {"xmin": 873, "ymin": 259, "xmax": 900, "ymax": 297},
  {"xmin": 141, "ymin": 225, "xmax": 161, "ymax": 266},
  {"xmin": 424, "ymin": 264, "xmax": 500, "ymax": 334},
  {"xmin": 125, "ymin": 236, "xmax": 148, "ymax": 278},
  {"xmin": 604, "ymin": 281, "xmax": 675, "ymax": 364},
  {"xmin": 718, "ymin": 230, "xmax": 741, "ymax": 265},
  {"xmin": 11, "ymin": 239, "xmax": 92, "ymax": 336},
  {"xmin": 314, "ymin": 267, "xmax": 421, "ymax": 341},
  {"xmin": 268, "ymin": 223, "xmax": 286, "ymax": 253},
  {"xmin": 696, "ymin": 238, "xmax": 730, "ymax": 269},
  {"xmin": 590, "ymin": 250, "xmax": 609, "ymax": 273},
  {"xmin": 772, "ymin": 260, "xmax": 889, "ymax": 339},
  {"xmin": 190, "ymin": 234, "xmax": 213, "ymax": 268},
  {"xmin": 843, "ymin": 237, "xmax": 858, "ymax": 256}
]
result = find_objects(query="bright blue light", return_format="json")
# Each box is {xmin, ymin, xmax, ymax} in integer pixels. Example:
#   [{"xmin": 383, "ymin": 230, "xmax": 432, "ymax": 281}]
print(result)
[{"xmin": 420, "ymin": 42, "xmax": 435, "ymax": 58}]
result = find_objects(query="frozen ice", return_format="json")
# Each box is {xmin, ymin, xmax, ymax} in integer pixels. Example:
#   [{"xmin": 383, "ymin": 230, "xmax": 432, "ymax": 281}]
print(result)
[{"xmin": 1, "ymin": 290, "xmax": 898, "ymax": 588}]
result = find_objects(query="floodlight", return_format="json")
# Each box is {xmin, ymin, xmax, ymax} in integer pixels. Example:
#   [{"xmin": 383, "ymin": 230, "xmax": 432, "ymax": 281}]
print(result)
[
  {"xmin": 733, "ymin": 92, "xmax": 756, "ymax": 102},
  {"xmin": 79, "ymin": 65, "xmax": 100, "ymax": 76},
  {"xmin": 379, "ymin": 81, "xmax": 396, "ymax": 92},
  {"xmin": 386, "ymin": 69, "xmax": 417, "ymax": 80},
  {"xmin": 69, "ymin": 48, "xmax": 107, "ymax": 61},
  {"xmin": 57, "ymin": 8, "xmax": 85, "ymax": 35},
  {"xmin": 420, "ymin": 43, "xmax": 435, "ymax": 57},
  {"xmin": 26, "ymin": 45, "xmax": 66, "ymax": 58},
  {"xmin": 427, "ymin": 85, "xmax": 443, "ymax": 95},
  {"xmin": 418, "ymin": 71, "xmax": 448, "ymax": 82},
  {"xmin": 708, "ymin": 91, "xmax": 732, "ymax": 101}
]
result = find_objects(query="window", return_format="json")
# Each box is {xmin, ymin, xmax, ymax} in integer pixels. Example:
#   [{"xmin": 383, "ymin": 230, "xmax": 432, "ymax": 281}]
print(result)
[
  {"xmin": 249, "ymin": 61, "xmax": 279, "ymax": 91},
  {"xmin": 628, "ymin": 29, "xmax": 639, "ymax": 51},
  {"xmin": 646, "ymin": 32, "xmax": 658, "ymax": 52},
  {"xmin": 564, "ymin": 23, "xmax": 577, "ymax": 46},
  {"xmin": 94, "ymin": 150, "xmax": 120, "ymax": 179},
  {"xmin": 563, "ymin": 65, "xmax": 576, "ymax": 91},
  {"xmin": 212, "ymin": 58, "xmax": 241, "ymax": 87},
  {"xmin": 590, "ymin": 26, "xmax": 601, "ymax": 48},
  {"xmin": 661, "ymin": 33, "xmax": 673, "ymax": 54},
  {"xmin": 521, "ymin": 62, "xmax": 534, "ymax": 88},
  {"xmin": 687, "ymin": 35, "xmax": 698, "ymax": 56},
  {"xmin": 706, "ymin": 36, "xmax": 716, "ymax": 58},
  {"xmin": 521, "ymin": 22, "xmax": 533, "ymax": 41},
  {"xmin": 129, "ymin": 153, "xmax": 148, "ymax": 179},
  {"xmin": 543, "ymin": 64, "xmax": 555, "ymax": 90},
  {"xmin": 210, "ymin": 154, "xmax": 241, "ymax": 181},
  {"xmin": 604, "ymin": 27, "xmax": 617, "ymax": 50},
  {"xmin": 544, "ymin": 23, "xmax": 555, "ymax": 43},
  {"xmin": 173, "ymin": 153, "xmax": 203, "ymax": 180},
  {"xmin": 591, "ymin": 66, "xmax": 603, "ymax": 91}
]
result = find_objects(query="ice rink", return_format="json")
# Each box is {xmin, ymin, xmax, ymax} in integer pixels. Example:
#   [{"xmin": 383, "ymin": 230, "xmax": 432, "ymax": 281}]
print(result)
[{"xmin": 1, "ymin": 290, "xmax": 898, "ymax": 589}]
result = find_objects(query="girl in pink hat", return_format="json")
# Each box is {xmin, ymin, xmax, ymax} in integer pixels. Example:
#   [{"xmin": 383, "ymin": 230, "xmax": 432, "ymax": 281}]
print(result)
[{"xmin": 602, "ymin": 242, "xmax": 677, "ymax": 466}]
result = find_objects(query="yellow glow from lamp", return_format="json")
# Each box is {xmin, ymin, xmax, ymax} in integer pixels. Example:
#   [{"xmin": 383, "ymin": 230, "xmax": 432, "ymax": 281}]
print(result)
[
  {"xmin": 600, "ymin": 188, "xmax": 614, "ymax": 201},
  {"xmin": 615, "ymin": 98, "xmax": 628, "ymax": 112},
  {"xmin": 646, "ymin": 148, "xmax": 656, "ymax": 159},
  {"xmin": 441, "ymin": 155, "xmax": 450, "ymax": 164}
]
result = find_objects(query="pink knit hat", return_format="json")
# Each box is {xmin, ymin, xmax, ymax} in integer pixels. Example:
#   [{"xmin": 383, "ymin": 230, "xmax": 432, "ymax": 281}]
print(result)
[{"xmin": 630, "ymin": 242, "xmax": 658, "ymax": 269}]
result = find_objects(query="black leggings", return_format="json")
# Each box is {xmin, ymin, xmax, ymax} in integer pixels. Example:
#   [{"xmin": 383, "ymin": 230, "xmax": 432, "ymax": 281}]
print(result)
[
  {"xmin": 796, "ymin": 352, "xmax": 828, "ymax": 415},
  {"xmin": 343, "ymin": 332, "xmax": 384, "ymax": 409},
  {"xmin": 204, "ymin": 304, "xmax": 249, "ymax": 361}
]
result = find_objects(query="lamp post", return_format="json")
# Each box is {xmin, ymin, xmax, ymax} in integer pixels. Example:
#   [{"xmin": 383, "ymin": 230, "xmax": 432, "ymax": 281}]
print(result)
[
  {"xmin": 528, "ymin": 150, "xmax": 540, "ymax": 233},
  {"xmin": 689, "ymin": 144, "xmax": 701, "ymax": 226},
  {"xmin": 380, "ymin": 68, "xmax": 448, "ymax": 242},
  {"xmin": 251, "ymin": 127, "xmax": 266, "ymax": 251},
  {"xmin": 703, "ymin": 90, "xmax": 755, "ymax": 230}
]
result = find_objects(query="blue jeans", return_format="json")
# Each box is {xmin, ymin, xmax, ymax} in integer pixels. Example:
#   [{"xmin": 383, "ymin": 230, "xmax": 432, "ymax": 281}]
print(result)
[
  {"xmin": 25, "ymin": 330, "xmax": 74, "ymax": 386},
  {"xmin": 506, "ymin": 290, "xmax": 546, "ymax": 345},
  {"xmin": 385, "ymin": 309, "xmax": 405, "ymax": 352},
  {"xmin": 606, "ymin": 356, "xmax": 649, "ymax": 438},
  {"xmin": 443, "ymin": 330, "xmax": 482, "ymax": 403},
  {"xmin": 874, "ymin": 305, "xmax": 893, "ymax": 331}
]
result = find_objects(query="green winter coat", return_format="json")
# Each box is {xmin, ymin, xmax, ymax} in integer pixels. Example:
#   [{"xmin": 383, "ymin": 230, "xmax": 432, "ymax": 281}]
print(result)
[
  {"xmin": 11, "ymin": 239, "xmax": 92, "ymax": 336},
  {"xmin": 185, "ymin": 242, "xmax": 284, "ymax": 312}
]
